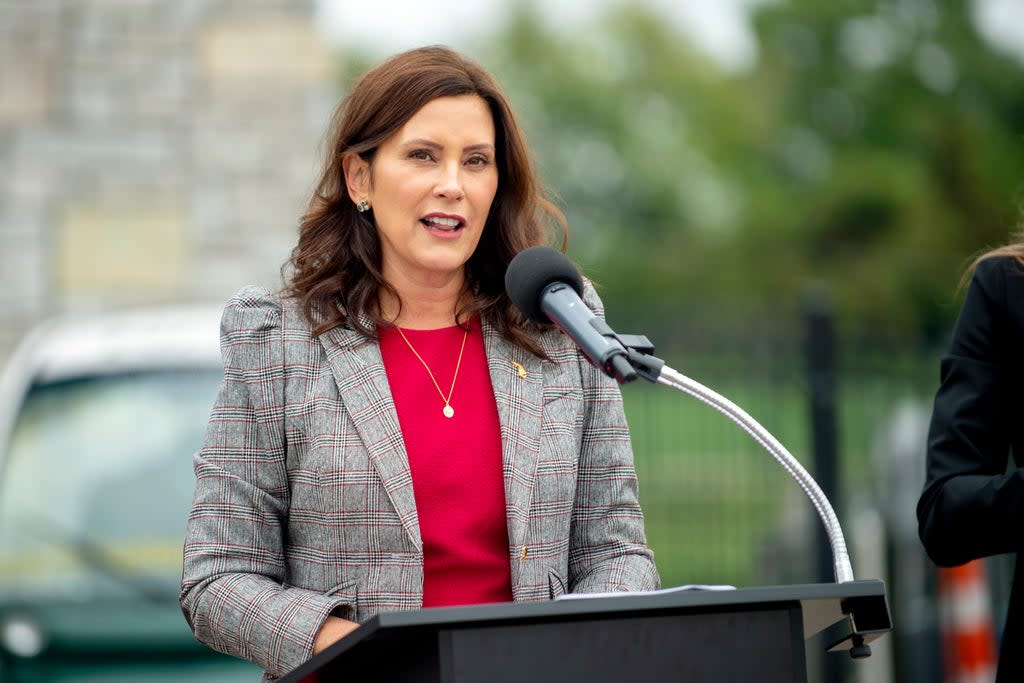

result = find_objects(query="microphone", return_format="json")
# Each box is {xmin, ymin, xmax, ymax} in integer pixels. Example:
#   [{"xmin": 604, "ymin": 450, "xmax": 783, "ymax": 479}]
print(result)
[{"xmin": 504, "ymin": 246, "xmax": 638, "ymax": 383}]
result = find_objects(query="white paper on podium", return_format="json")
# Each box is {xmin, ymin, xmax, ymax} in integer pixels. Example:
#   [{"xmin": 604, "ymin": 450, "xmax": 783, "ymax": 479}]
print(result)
[{"xmin": 554, "ymin": 584, "xmax": 736, "ymax": 601}]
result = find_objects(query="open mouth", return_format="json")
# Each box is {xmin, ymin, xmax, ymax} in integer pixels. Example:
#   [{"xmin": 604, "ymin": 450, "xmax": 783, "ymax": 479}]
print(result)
[{"xmin": 420, "ymin": 215, "xmax": 465, "ymax": 233}]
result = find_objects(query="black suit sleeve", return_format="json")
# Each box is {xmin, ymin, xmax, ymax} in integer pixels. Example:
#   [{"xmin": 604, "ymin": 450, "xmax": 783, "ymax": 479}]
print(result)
[{"xmin": 917, "ymin": 256, "xmax": 1024, "ymax": 567}]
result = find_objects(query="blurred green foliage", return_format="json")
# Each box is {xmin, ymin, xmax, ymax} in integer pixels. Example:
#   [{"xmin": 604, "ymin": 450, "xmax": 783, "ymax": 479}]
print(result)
[
  {"xmin": 339, "ymin": 0, "xmax": 1024, "ymax": 346},
  {"xmin": 488, "ymin": 0, "xmax": 1024, "ymax": 345}
]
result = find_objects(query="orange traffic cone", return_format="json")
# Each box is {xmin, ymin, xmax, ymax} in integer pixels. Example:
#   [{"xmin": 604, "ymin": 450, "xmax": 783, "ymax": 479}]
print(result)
[{"xmin": 937, "ymin": 559, "xmax": 998, "ymax": 683}]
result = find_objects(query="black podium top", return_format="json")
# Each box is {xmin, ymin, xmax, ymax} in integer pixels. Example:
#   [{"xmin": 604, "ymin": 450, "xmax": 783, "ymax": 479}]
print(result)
[{"xmin": 280, "ymin": 579, "xmax": 890, "ymax": 683}]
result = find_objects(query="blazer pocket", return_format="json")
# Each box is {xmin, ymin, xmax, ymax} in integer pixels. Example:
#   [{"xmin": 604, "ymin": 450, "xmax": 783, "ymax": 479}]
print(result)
[
  {"xmin": 325, "ymin": 580, "xmax": 360, "ymax": 622},
  {"xmin": 547, "ymin": 569, "xmax": 567, "ymax": 600}
]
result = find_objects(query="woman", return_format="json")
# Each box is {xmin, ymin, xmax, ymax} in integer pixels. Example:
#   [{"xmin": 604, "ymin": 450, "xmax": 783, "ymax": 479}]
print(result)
[
  {"xmin": 180, "ymin": 45, "xmax": 659, "ymax": 680},
  {"xmin": 917, "ymin": 237, "xmax": 1024, "ymax": 682}
]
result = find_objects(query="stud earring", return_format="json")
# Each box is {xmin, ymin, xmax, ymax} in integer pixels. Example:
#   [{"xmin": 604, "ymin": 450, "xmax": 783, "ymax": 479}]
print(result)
[{"xmin": 356, "ymin": 199, "xmax": 370, "ymax": 213}]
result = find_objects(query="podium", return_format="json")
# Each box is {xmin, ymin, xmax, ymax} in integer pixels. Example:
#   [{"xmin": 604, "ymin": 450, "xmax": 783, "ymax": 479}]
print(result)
[{"xmin": 278, "ymin": 579, "xmax": 891, "ymax": 683}]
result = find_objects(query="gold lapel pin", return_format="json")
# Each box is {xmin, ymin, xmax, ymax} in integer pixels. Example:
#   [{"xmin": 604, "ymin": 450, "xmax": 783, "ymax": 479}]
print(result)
[
  {"xmin": 512, "ymin": 360, "xmax": 527, "ymax": 378},
  {"xmin": 521, "ymin": 545, "xmax": 528, "ymax": 559}
]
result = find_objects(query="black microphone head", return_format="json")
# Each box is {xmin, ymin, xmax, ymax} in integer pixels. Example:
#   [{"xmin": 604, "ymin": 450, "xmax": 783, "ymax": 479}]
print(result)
[{"xmin": 505, "ymin": 246, "xmax": 584, "ymax": 323}]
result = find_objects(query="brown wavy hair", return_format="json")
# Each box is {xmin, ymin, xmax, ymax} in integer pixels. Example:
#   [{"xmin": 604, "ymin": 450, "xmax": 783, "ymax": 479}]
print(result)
[{"xmin": 285, "ymin": 45, "xmax": 567, "ymax": 357}]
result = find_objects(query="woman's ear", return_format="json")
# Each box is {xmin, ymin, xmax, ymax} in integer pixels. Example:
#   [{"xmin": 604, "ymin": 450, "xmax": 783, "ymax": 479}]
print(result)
[{"xmin": 341, "ymin": 153, "xmax": 371, "ymax": 206}]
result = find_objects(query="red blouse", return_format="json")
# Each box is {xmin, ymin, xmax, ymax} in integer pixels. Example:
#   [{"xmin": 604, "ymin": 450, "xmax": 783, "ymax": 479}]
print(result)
[{"xmin": 378, "ymin": 317, "xmax": 513, "ymax": 607}]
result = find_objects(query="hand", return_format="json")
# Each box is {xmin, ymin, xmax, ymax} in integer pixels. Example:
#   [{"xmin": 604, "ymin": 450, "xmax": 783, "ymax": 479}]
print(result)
[{"xmin": 313, "ymin": 616, "xmax": 360, "ymax": 655}]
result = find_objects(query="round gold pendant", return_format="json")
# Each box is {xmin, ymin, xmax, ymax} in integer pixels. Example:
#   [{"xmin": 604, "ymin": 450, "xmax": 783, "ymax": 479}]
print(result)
[{"xmin": 443, "ymin": 404, "xmax": 454, "ymax": 418}]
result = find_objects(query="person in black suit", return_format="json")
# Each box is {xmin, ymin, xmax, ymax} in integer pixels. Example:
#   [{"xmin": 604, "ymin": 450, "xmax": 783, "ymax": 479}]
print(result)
[{"xmin": 917, "ymin": 239, "xmax": 1024, "ymax": 682}]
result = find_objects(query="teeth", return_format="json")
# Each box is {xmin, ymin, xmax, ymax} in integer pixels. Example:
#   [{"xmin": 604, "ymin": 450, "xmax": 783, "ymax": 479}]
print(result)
[{"xmin": 424, "ymin": 216, "xmax": 460, "ymax": 228}]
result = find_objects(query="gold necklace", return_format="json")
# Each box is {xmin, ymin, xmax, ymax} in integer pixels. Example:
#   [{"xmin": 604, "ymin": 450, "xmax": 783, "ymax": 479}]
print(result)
[{"xmin": 394, "ymin": 325, "xmax": 469, "ymax": 418}]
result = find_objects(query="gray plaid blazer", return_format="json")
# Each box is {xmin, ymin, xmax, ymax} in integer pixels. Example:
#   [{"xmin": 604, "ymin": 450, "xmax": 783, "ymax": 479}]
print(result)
[{"xmin": 180, "ymin": 284, "xmax": 659, "ymax": 680}]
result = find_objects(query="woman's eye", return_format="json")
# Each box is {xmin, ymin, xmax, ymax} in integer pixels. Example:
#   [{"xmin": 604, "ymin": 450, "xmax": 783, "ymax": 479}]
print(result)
[
  {"xmin": 466, "ymin": 155, "xmax": 490, "ymax": 167},
  {"xmin": 409, "ymin": 150, "xmax": 434, "ymax": 161}
]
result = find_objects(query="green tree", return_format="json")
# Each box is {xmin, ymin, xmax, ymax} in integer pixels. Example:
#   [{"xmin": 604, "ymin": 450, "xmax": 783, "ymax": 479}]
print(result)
[
  {"xmin": 481, "ymin": 0, "xmax": 1024, "ymax": 344},
  {"xmin": 481, "ymin": 6, "xmax": 776, "ymax": 334},
  {"xmin": 742, "ymin": 0, "xmax": 1024, "ymax": 341}
]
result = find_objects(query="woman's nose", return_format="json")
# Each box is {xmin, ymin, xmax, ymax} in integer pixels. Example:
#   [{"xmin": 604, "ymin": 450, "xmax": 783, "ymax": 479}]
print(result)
[{"xmin": 434, "ymin": 162, "xmax": 465, "ymax": 201}]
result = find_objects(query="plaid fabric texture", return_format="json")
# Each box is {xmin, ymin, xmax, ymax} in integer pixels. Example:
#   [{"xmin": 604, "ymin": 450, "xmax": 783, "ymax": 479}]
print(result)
[{"xmin": 180, "ymin": 284, "xmax": 659, "ymax": 679}]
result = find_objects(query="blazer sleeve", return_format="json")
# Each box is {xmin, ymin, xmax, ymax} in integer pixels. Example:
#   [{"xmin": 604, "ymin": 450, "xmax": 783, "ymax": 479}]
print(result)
[
  {"xmin": 567, "ymin": 284, "xmax": 661, "ymax": 593},
  {"xmin": 917, "ymin": 257, "xmax": 1024, "ymax": 567},
  {"xmin": 179, "ymin": 286, "xmax": 351, "ymax": 678}
]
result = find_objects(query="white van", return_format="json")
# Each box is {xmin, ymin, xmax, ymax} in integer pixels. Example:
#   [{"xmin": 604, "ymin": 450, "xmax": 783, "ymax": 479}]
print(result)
[{"xmin": 0, "ymin": 306, "xmax": 260, "ymax": 681}]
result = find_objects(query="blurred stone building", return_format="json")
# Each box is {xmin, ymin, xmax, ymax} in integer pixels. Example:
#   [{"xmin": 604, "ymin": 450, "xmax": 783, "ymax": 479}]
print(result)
[{"xmin": 0, "ymin": 0, "xmax": 335, "ymax": 361}]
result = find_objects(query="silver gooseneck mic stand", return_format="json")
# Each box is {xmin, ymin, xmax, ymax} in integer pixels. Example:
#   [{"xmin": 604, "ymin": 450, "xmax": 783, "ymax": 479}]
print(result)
[
  {"xmin": 607, "ymin": 332, "xmax": 855, "ymax": 585},
  {"xmin": 654, "ymin": 363, "xmax": 854, "ymax": 584}
]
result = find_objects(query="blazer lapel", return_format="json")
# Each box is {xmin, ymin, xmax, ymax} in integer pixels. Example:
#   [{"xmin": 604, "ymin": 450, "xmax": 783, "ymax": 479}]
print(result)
[
  {"xmin": 317, "ymin": 322, "xmax": 422, "ymax": 551},
  {"xmin": 483, "ymin": 321, "xmax": 543, "ymax": 574}
]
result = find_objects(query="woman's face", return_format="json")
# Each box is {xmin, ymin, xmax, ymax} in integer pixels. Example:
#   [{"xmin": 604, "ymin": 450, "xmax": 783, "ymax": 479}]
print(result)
[{"xmin": 351, "ymin": 95, "xmax": 499, "ymax": 290}]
